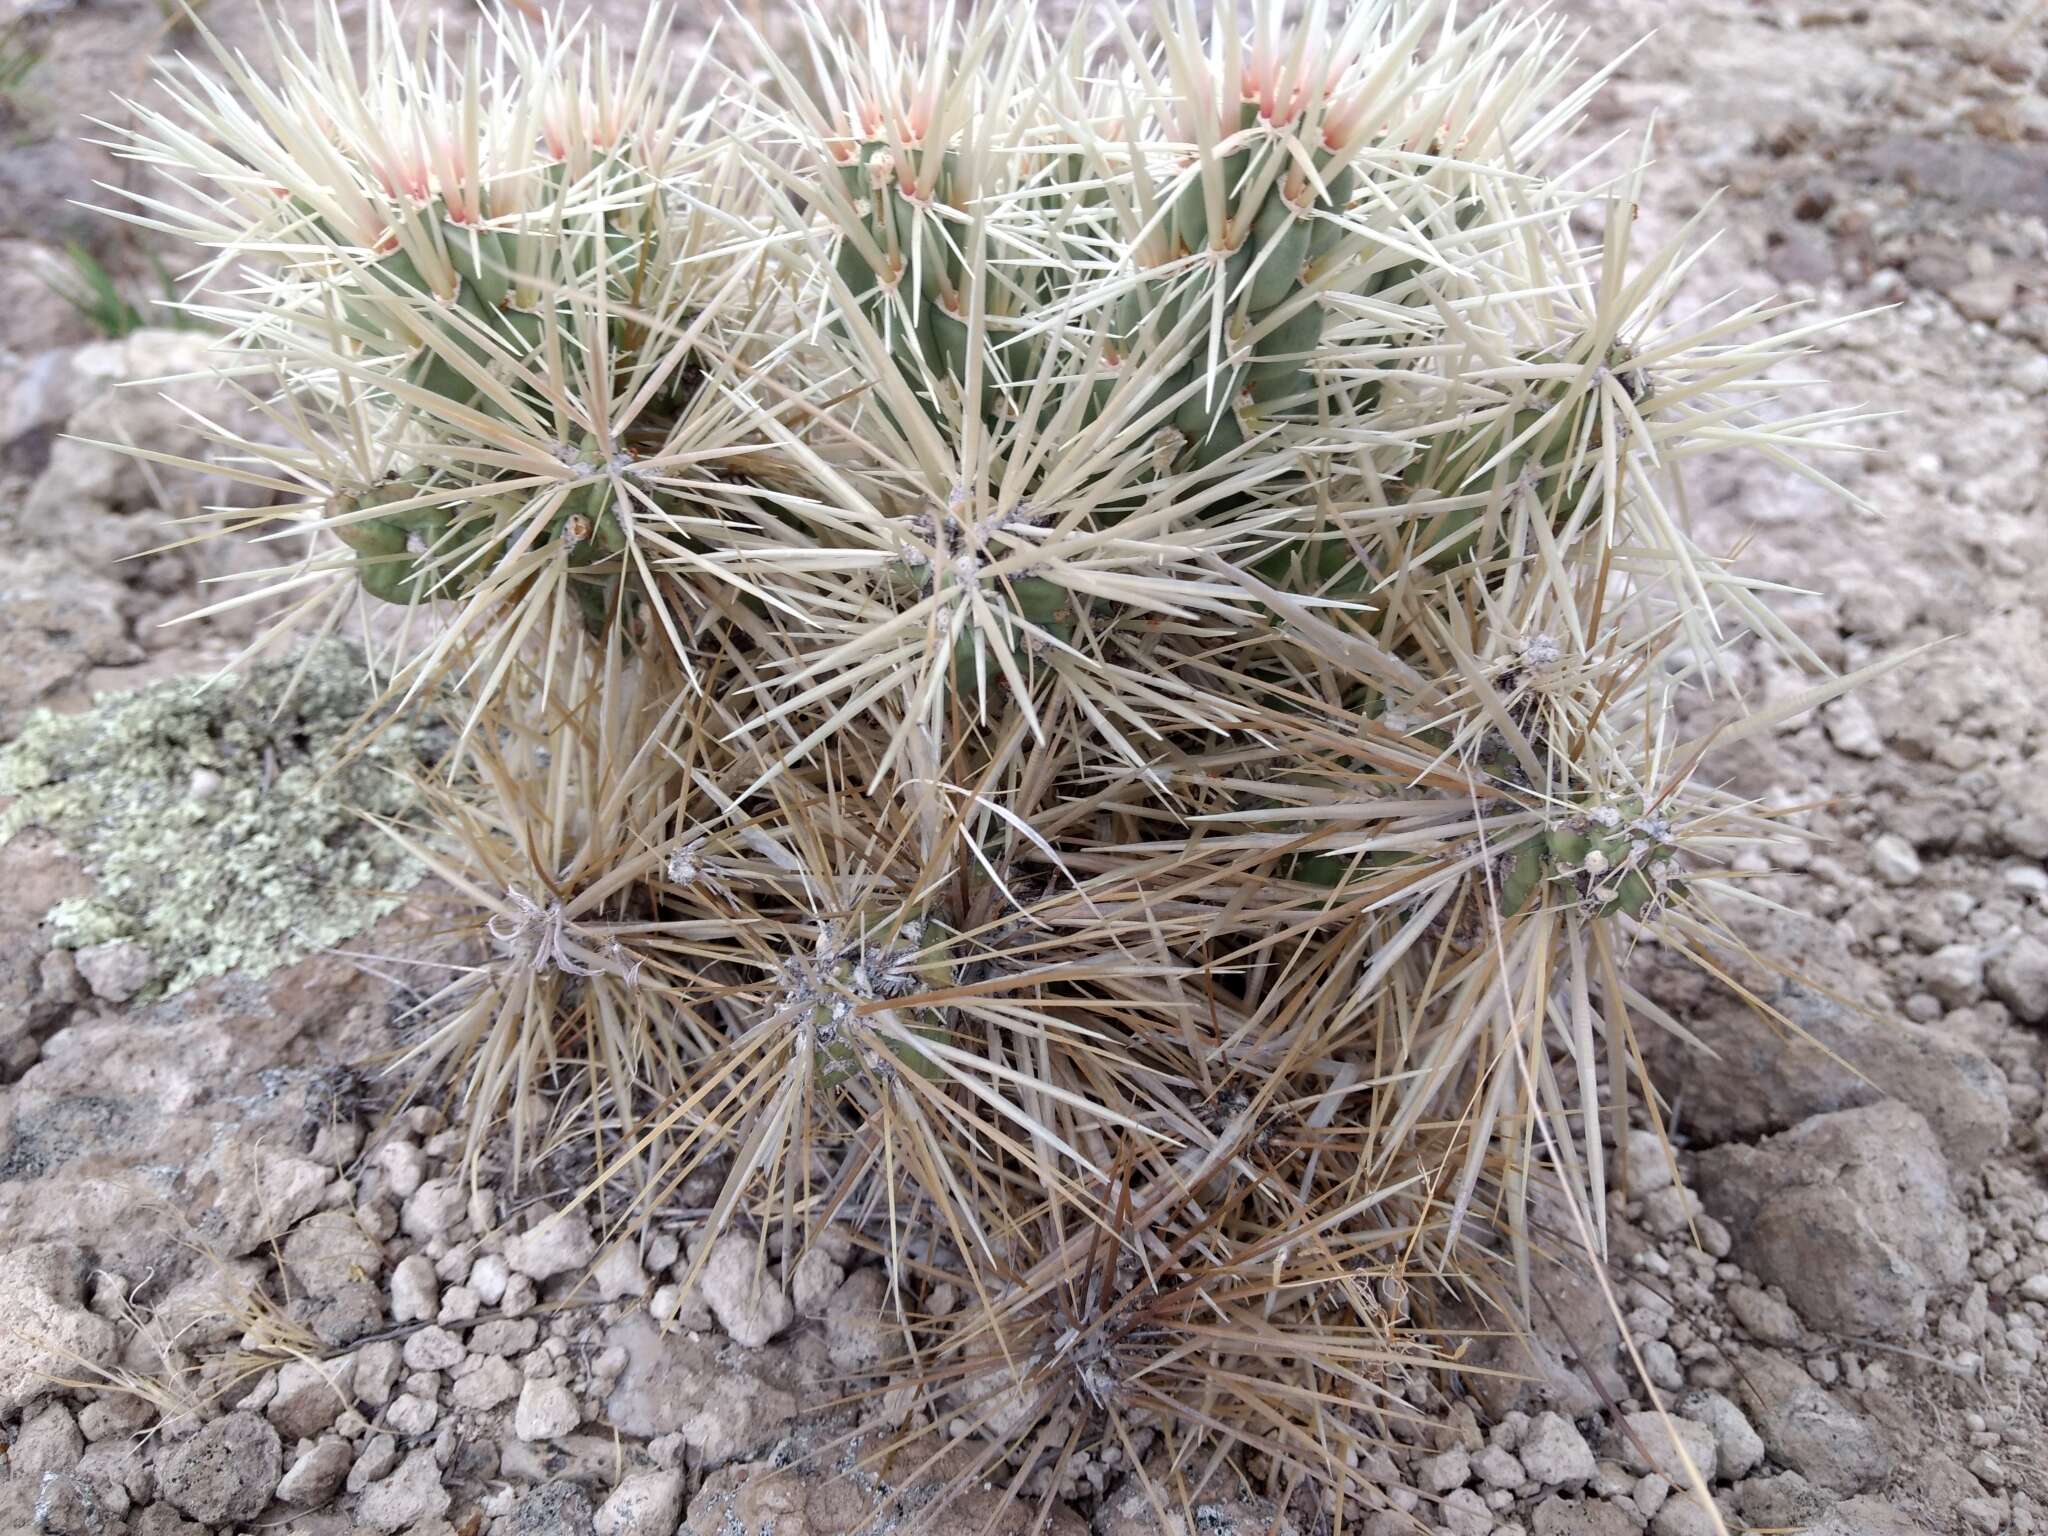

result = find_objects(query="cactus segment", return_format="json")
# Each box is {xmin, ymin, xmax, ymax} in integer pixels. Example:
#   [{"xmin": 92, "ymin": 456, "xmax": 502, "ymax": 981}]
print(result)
[
  {"xmin": 949, "ymin": 576, "xmax": 1086, "ymax": 694},
  {"xmin": 808, "ymin": 914, "xmax": 955, "ymax": 1092},
  {"xmin": 1495, "ymin": 803, "xmax": 1683, "ymax": 917}
]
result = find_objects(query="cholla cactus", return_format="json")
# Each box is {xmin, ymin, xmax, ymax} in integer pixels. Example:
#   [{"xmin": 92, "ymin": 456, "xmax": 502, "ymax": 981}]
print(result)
[{"xmin": 98, "ymin": 0, "xmax": 1872, "ymax": 1522}]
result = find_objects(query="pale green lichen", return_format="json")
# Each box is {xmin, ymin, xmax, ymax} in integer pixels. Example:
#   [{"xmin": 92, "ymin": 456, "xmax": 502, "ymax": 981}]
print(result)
[{"xmin": 0, "ymin": 641, "xmax": 440, "ymax": 995}]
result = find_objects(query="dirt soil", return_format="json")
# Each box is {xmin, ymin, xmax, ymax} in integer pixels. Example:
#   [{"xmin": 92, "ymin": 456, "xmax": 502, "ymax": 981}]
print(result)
[{"xmin": 0, "ymin": 2, "xmax": 2042, "ymax": 1534}]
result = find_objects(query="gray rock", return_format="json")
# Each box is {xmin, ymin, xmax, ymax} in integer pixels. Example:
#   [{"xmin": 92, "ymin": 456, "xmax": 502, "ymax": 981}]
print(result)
[
  {"xmin": 1678, "ymin": 1391, "xmax": 1764, "ymax": 1481},
  {"xmin": 1822, "ymin": 696, "xmax": 1884, "ymax": 758},
  {"xmin": 697, "ymin": 1233, "xmax": 793, "ymax": 1348},
  {"xmin": 1621, "ymin": 1128, "xmax": 1674, "ymax": 1195},
  {"xmin": 1649, "ymin": 1493, "xmax": 1720, "ymax": 1536},
  {"xmin": 400, "ymin": 1177, "xmax": 468, "ymax": 1242},
  {"xmin": 1529, "ymin": 1496, "xmax": 1639, "ymax": 1536},
  {"xmin": 384, "ymin": 1391, "xmax": 437, "ymax": 1436},
  {"xmin": 1634, "ymin": 1474, "xmax": 1670, "ymax": 1518},
  {"xmin": 401, "ymin": 1323, "xmax": 465, "ymax": 1372},
  {"xmin": 354, "ymin": 1446, "xmax": 452, "ymax": 1533},
  {"xmin": 0, "ymin": 1244, "xmax": 117, "ymax": 1414},
  {"xmin": 1419, "ymin": 1444, "xmax": 1469, "ymax": 1493},
  {"xmin": 824, "ymin": 1267, "xmax": 888, "ymax": 1372},
  {"xmin": 591, "ymin": 1242, "xmax": 648, "ymax": 1302},
  {"xmin": 371, "ymin": 1139, "xmax": 427, "ymax": 1199},
  {"xmin": 439, "ymin": 1283, "xmax": 479, "ymax": 1323},
  {"xmin": 468, "ymin": 1317, "xmax": 540, "ymax": 1357},
  {"xmin": 1731, "ymin": 1350, "xmax": 1890, "ymax": 1494},
  {"xmin": 0, "ymin": 563, "xmax": 140, "ymax": 739},
  {"xmin": 130, "ymin": 1506, "xmax": 206, "ymax": 1536},
  {"xmin": 1725, "ymin": 1285, "xmax": 1804, "ymax": 1346},
  {"xmin": 291, "ymin": 1281, "xmax": 385, "ymax": 1347},
  {"xmin": 595, "ymin": 1469, "xmax": 687, "ymax": 1536},
  {"xmin": 469, "ymin": 1253, "xmax": 511, "ymax": 1306},
  {"xmin": 281, "ymin": 1210, "xmax": 384, "ymax": 1296},
  {"xmin": 266, "ymin": 1355, "xmax": 356, "ymax": 1442},
  {"xmin": 194, "ymin": 1144, "xmax": 331, "ymax": 1258},
  {"xmin": 516, "ymin": 1378, "xmax": 581, "ymax": 1441},
  {"xmin": 449, "ymin": 1354, "xmax": 521, "ymax": 1410},
  {"xmin": 789, "ymin": 1248, "xmax": 845, "ymax": 1318},
  {"xmin": 603, "ymin": 1312, "xmax": 801, "ymax": 1465},
  {"xmin": 1869, "ymin": 833, "xmax": 1921, "ymax": 884},
  {"xmin": 74, "ymin": 1441, "xmax": 145, "ymax": 1512},
  {"xmin": 72, "ymin": 940, "xmax": 153, "ymax": 1003},
  {"xmin": 1471, "ymin": 1445, "xmax": 1524, "ymax": 1488},
  {"xmin": 1640, "ymin": 1186, "xmax": 1701, "ymax": 1238},
  {"xmin": 11, "ymin": 1402, "xmax": 84, "ymax": 1483},
  {"xmin": 390, "ymin": 1253, "xmax": 439, "ymax": 1323},
  {"xmin": 158, "ymin": 1411, "xmax": 282, "ymax": 1525},
  {"xmin": 1612, "ymin": 1411, "xmax": 1716, "ymax": 1485},
  {"xmin": 1517, "ymin": 1412, "xmax": 1597, "ymax": 1486},
  {"xmin": 1988, "ymin": 936, "xmax": 2048, "ymax": 1024},
  {"xmin": 1440, "ymin": 1487, "xmax": 1492, "ymax": 1536},
  {"xmin": 345, "ymin": 1431, "xmax": 399, "ymax": 1492},
  {"xmin": 1921, "ymin": 944, "xmax": 1986, "ymax": 1008},
  {"xmin": 1807, "ymin": 1496, "xmax": 1935, "ymax": 1536},
  {"xmin": 1638, "ymin": 961, "xmax": 2008, "ymax": 1170},
  {"xmin": 275, "ymin": 1435, "xmax": 353, "ymax": 1507},
  {"xmin": 504, "ymin": 1205, "xmax": 598, "ymax": 1281},
  {"xmin": 1696, "ymin": 1101, "xmax": 1967, "ymax": 1338},
  {"xmin": 354, "ymin": 1339, "xmax": 402, "ymax": 1408}
]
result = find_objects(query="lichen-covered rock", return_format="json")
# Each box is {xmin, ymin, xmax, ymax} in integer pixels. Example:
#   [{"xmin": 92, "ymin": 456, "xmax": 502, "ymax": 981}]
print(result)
[
  {"xmin": 0, "ymin": 640, "xmax": 436, "ymax": 995},
  {"xmin": 157, "ymin": 1411, "xmax": 281, "ymax": 1525},
  {"xmin": 1696, "ymin": 1101, "xmax": 1967, "ymax": 1338},
  {"xmin": 507, "ymin": 1480, "xmax": 597, "ymax": 1535}
]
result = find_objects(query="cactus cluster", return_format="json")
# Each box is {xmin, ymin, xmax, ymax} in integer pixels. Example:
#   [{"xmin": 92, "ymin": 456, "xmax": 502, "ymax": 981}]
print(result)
[{"xmin": 101, "ymin": 0, "xmax": 1869, "ymax": 1521}]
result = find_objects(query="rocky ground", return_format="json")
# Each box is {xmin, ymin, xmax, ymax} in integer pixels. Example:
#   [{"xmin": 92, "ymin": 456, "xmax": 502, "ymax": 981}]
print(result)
[{"xmin": 0, "ymin": 0, "xmax": 2044, "ymax": 1533}]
